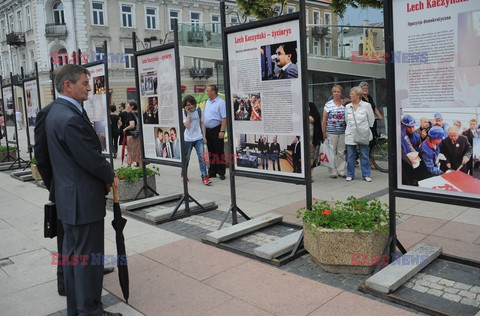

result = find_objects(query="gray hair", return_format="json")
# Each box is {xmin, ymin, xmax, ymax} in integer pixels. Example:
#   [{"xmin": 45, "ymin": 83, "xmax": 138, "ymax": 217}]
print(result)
[
  {"xmin": 358, "ymin": 81, "xmax": 369, "ymax": 88},
  {"xmin": 350, "ymin": 86, "xmax": 363, "ymax": 97},
  {"xmin": 447, "ymin": 126, "xmax": 459, "ymax": 135},
  {"xmin": 53, "ymin": 64, "xmax": 90, "ymax": 94}
]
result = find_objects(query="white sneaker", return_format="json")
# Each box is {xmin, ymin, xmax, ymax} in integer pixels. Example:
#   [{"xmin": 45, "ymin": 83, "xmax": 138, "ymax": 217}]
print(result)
[
  {"xmin": 345, "ymin": 176, "xmax": 353, "ymax": 181},
  {"xmin": 364, "ymin": 177, "xmax": 372, "ymax": 182}
]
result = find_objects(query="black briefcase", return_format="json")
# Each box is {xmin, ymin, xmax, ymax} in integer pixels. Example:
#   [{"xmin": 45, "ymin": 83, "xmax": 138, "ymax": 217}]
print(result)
[{"xmin": 44, "ymin": 202, "xmax": 57, "ymax": 238}]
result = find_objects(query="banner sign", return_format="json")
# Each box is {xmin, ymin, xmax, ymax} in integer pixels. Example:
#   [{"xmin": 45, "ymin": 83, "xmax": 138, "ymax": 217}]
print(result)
[{"xmin": 23, "ymin": 79, "xmax": 40, "ymax": 145}]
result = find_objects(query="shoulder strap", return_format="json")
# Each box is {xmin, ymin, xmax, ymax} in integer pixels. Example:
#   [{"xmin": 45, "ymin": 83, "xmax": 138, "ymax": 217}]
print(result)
[{"xmin": 197, "ymin": 108, "xmax": 202, "ymax": 120}]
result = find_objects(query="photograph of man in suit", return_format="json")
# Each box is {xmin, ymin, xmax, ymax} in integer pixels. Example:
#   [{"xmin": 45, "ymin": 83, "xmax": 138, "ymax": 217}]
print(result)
[
  {"xmin": 275, "ymin": 42, "xmax": 298, "ymax": 79},
  {"xmin": 163, "ymin": 131, "xmax": 173, "ymax": 158},
  {"xmin": 292, "ymin": 136, "xmax": 301, "ymax": 173},
  {"xmin": 170, "ymin": 127, "xmax": 181, "ymax": 159},
  {"xmin": 440, "ymin": 126, "xmax": 472, "ymax": 174},
  {"xmin": 462, "ymin": 119, "xmax": 478, "ymax": 174},
  {"xmin": 270, "ymin": 136, "xmax": 281, "ymax": 171},
  {"xmin": 41, "ymin": 64, "xmax": 118, "ymax": 316},
  {"xmin": 155, "ymin": 128, "xmax": 164, "ymax": 157}
]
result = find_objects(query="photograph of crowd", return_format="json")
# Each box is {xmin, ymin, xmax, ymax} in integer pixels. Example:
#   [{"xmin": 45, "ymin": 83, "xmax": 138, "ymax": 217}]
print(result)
[
  {"xmin": 140, "ymin": 72, "xmax": 158, "ymax": 96},
  {"xmin": 235, "ymin": 133, "xmax": 302, "ymax": 174},
  {"xmin": 232, "ymin": 93, "xmax": 262, "ymax": 121},
  {"xmin": 93, "ymin": 76, "xmax": 106, "ymax": 95},
  {"xmin": 400, "ymin": 110, "xmax": 480, "ymax": 194},
  {"xmin": 143, "ymin": 96, "xmax": 159, "ymax": 124},
  {"xmin": 260, "ymin": 41, "xmax": 298, "ymax": 80},
  {"xmin": 154, "ymin": 126, "xmax": 181, "ymax": 159}
]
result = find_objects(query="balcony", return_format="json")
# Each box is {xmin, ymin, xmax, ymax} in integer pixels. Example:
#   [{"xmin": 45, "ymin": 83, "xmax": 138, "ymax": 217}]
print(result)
[
  {"xmin": 6, "ymin": 32, "xmax": 26, "ymax": 46},
  {"xmin": 45, "ymin": 24, "xmax": 68, "ymax": 37},
  {"xmin": 179, "ymin": 24, "xmax": 221, "ymax": 48},
  {"xmin": 189, "ymin": 67, "xmax": 213, "ymax": 79},
  {"xmin": 312, "ymin": 26, "xmax": 329, "ymax": 37}
]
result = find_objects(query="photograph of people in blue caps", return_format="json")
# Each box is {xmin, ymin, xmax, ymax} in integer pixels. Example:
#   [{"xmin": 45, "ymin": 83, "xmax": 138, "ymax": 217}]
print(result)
[
  {"xmin": 400, "ymin": 109, "xmax": 480, "ymax": 196},
  {"xmin": 260, "ymin": 41, "xmax": 298, "ymax": 80}
]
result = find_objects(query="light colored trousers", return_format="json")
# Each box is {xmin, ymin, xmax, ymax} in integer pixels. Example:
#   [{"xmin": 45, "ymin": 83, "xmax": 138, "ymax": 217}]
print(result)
[{"xmin": 326, "ymin": 133, "xmax": 346, "ymax": 176}]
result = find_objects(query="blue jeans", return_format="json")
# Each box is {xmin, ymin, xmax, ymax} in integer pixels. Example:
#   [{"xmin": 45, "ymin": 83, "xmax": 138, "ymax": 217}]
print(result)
[
  {"xmin": 185, "ymin": 138, "xmax": 207, "ymax": 178},
  {"xmin": 346, "ymin": 144, "xmax": 370, "ymax": 178}
]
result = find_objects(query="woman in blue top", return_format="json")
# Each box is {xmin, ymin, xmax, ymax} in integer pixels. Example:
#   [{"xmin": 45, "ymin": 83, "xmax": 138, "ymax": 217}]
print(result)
[{"xmin": 322, "ymin": 84, "xmax": 347, "ymax": 178}]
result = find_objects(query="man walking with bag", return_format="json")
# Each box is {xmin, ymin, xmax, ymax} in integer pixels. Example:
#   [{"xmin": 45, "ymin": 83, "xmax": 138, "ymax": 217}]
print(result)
[{"xmin": 41, "ymin": 64, "xmax": 119, "ymax": 316}]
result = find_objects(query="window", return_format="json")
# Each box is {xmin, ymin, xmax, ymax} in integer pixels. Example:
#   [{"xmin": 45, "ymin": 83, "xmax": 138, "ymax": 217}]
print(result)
[
  {"xmin": 17, "ymin": 11, "xmax": 23, "ymax": 32},
  {"xmin": 8, "ymin": 14, "xmax": 13, "ymax": 32},
  {"xmin": 29, "ymin": 50, "xmax": 34, "ymax": 71},
  {"xmin": 146, "ymin": 7, "xmax": 156, "ymax": 29},
  {"xmin": 169, "ymin": 10, "xmax": 179, "ymax": 31},
  {"xmin": 21, "ymin": 53, "xmax": 26, "ymax": 72},
  {"xmin": 325, "ymin": 39, "xmax": 332, "ymax": 56},
  {"xmin": 92, "ymin": 2, "xmax": 105, "ymax": 26},
  {"xmin": 26, "ymin": 6, "xmax": 32, "ymax": 30},
  {"xmin": 313, "ymin": 39, "xmax": 320, "ymax": 55},
  {"xmin": 121, "ymin": 4, "xmax": 133, "ymax": 28},
  {"xmin": 190, "ymin": 12, "xmax": 201, "ymax": 31},
  {"xmin": 287, "ymin": 6, "xmax": 295, "ymax": 14},
  {"xmin": 124, "ymin": 48, "xmax": 134, "ymax": 69},
  {"xmin": 95, "ymin": 46, "xmax": 104, "ymax": 61},
  {"xmin": 313, "ymin": 11, "xmax": 321, "ymax": 25},
  {"xmin": 325, "ymin": 12, "xmax": 331, "ymax": 32},
  {"xmin": 193, "ymin": 58, "xmax": 201, "ymax": 68},
  {"xmin": 211, "ymin": 15, "xmax": 219, "ymax": 33},
  {"xmin": 57, "ymin": 48, "xmax": 68, "ymax": 65},
  {"xmin": 53, "ymin": 2, "xmax": 65, "ymax": 25},
  {"xmin": 0, "ymin": 55, "xmax": 3, "ymax": 77},
  {"xmin": 0, "ymin": 20, "xmax": 5, "ymax": 40},
  {"xmin": 13, "ymin": 55, "xmax": 18, "ymax": 74},
  {"xmin": 230, "ymin": 16, "xmax": 239, "ymax": 26}
]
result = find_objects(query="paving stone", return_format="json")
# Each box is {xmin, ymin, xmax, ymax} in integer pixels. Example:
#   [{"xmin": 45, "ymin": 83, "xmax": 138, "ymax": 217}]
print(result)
[
  {"xmin": 146, "ymin": 200, "xmax": 216, "ymax": 222},
  {"xmin": 412, "ymin": 285, "xmax": 428, "ymax": 293},
  {"xmin": 365, "ymin": 243, "xmax": 442, "ymax": 294},
  {"xmin": 429, "ymin": 282, "xmax": 445, "ymax": 291},
  {"xmin": 254, "ymin": 230, "xmax": 302, "ymax": 260},
  {"xmin": 453, "ymin": 282, "xmax": 472, "ymax": 291},
  {"xmin": 443, "ymin": 293, "xmax": 462, "ymax": 302},
  {"xmin": 427, "ymin": 289, "xmax": 443, "ymax": 297},
  {"xmin": 460, "ymin": 298, "xmax": 480, "ymax": 307},
  {"xmin": 423, "ymin": 274, "xmax": 441, "ymax": 283},
  {"xmin": 444, "ymin": 287, "xmax": 460, "ymax": 294},
  {"xmin": 121, "ymin": 194, "xmax": 182, "ymax": 211},
  {"xmin": 459, "ymin": 290, "xmax": 477, "ymax": 300},
  {"xmin": 438, "ymin": 279, "xmax": 455, "ymax": 287},
  {"xmin": 471, "ymin": 286, "xmax": 480, "ymax": 294}
]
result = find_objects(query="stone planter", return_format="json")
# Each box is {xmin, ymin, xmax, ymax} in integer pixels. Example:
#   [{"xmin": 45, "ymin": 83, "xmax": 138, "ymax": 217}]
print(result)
[
  {"xmin": 108, "ymin": 175, "xmax": 156, "ymax": 202},
  {"xmin": 303, "ymin": 224, "xmax": 388, "ymax": 275},
  {"xmin": 31, "ymin": 164, "xmax": 42, "ymax": 181},
  {"xmin": 0, "ymin": 149, "xmax": 17, "ymax": 162}
]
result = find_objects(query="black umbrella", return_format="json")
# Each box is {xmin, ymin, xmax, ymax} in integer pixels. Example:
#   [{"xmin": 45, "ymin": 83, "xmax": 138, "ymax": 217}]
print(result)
[{"xmin": 111, "ymin": 186, "xmax": 129, "ymax": 303}]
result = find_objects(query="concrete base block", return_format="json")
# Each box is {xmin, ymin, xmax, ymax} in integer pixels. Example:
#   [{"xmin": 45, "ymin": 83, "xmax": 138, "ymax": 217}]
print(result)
[
  {"xmin": 254, "ymin": 230, "xmax": 302, "ymax": 260},
  {"xmin": 205, "ymin": 213, "xmax": 283, "ymax": 244},
  {"xmin": 365, "ymin": 243, "xmax": 442, "ymax": 294},
  {"xmin": 146, "ymin": 200, "xmax": 216, "ymax": 222},
  {"xmin": 10, "ymin": 171, "xmax": 34, "ymax": 182},
  {"xmin": 120, "ymin": 194, "xmax": 182, "ymax": 212}
]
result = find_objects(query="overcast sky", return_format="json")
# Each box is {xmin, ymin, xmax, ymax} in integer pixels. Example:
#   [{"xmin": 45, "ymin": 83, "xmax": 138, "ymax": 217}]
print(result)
[{"xmin": 339, "ymin": 6, "xmax": 384, "ymax": 26}]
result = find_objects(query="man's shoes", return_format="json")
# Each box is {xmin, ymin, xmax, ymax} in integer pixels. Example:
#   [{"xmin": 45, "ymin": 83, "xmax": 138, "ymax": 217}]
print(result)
[
  {"xmin": 219, "ymin": 174, "xmax": 226, "ymax": 180},
  {"xmin": 202, "ymin": 177, "xmax": 212, "ymax": 185},
  {"xmin": 103, "ymin": 312, "xmax": 122, "ymax": 316},
  {"xmin": 363, "ymin": 176, "xmax": 372, "ymax": 182},
  {"xmin": 104, "ymin": 267, "xmax": 115, "ymax": 275},
  {"xmin": 346, "ymin": 176, "xmax": 353, "ymax": 181}
]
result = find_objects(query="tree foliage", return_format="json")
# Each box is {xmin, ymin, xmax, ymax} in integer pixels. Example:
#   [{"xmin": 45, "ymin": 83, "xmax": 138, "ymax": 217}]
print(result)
[
  {"xmin": 330, "ymin": 0, "xmax": 383, "ymax": 18},
  {"xmin": 235, "ymin": 0, "xmax": 383, "ymax": 20}
]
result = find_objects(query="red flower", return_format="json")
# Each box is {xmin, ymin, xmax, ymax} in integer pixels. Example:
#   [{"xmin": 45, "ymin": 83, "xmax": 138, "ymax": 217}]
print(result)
[
  {"xmin": 337, "ymin": 114, "xmax": 343, "ymax": 119},
  {"xmin": 322, "ymin": 209, "xmax": 331, "ymax": 216}
]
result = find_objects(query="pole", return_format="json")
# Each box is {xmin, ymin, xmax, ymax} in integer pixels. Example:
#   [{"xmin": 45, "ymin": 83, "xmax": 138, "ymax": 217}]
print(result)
[
  {"xmin": 21, "ymin": 67, "xmax": 33, "ymax": 161},
  {"xmin": 103, "ymin": 40, "xmax": 114, "ymax": 169}
]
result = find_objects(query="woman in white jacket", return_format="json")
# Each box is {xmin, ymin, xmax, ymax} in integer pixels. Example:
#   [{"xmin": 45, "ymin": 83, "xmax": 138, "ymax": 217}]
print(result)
[{"xmin": 344, "ymin": 86, "xmax": 375, "ymax": 182}]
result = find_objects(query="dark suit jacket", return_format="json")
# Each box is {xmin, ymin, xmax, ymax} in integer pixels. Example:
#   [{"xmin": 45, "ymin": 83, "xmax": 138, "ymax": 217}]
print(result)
[
  {"xmin": 46, "ymin": 98, "xmax": 114, "ymax": 225},
  {"xmin": 440, "ymin": 135, "xmax": 472, "ymax": 172},
  {"xmin": 34, "ymin": 102, "xmax": 55, "ymax": 202},
  {"xmin": 278, "ymin": 63, "xmax": 298, "ymax": 79},
  {"xmin": 462, "ymin": 129, "xmax": 476, "ymax": 147}
]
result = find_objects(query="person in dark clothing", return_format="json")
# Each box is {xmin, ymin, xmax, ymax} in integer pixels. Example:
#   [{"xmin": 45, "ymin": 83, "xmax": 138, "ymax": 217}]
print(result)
[
  {"xmin": 270, "ymin": 136, "xmax": 281, "ymax": 171},
  {"xmin": 118, "ymin": 103, "xmax": 129, "ymax": 145},
  {"xmin": 110, "ymin": 105, "xmax": 119, "ymax": 158},
  {"xmin": 309, "ymin": 102, "xmax": 323, "ymax": 169},
  {"xmin": 292, "ymin": 136, "xmax": 301, "ymax": 173},
  {"xmin": 440, "ymin": 126, "xmax": 472, "ymax": 174}
]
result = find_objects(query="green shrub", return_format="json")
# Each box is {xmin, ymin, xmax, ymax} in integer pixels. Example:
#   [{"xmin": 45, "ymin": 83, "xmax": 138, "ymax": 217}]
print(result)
[
  {"xmin": 297, "ymin": 196, "xmax": 389, "ymax": 234},
  {"xmin": 0, "ymin": 145, "xmax": 16, "ymax": 153},
  {"xmin": 116, "ymin": 165, "xmax": 159, "ymax": 182},
  {"xmin": 31, "ymin": 156, "xmax": 37, "ymax": 165}
]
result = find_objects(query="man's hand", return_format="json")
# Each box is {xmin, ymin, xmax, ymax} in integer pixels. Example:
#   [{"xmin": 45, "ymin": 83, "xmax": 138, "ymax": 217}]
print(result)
[
  {"xmin": 462, "ymin": 156, "xmax": 470, "ymax": 165},
  {"xmin": 218, "ymin": 131, "xmax": 225, "ymax": 139},
  {"xmin": 204, "ymin": 136, "xmax": 207, "ymax": 144}
]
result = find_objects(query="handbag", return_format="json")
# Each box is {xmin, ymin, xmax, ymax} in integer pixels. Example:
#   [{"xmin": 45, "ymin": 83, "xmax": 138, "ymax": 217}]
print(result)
[
  {"xmin": 131, "ymin": 113, "xmax": 140, "ymax": 138},
  {"xmin": 351, "ymin": 106, "xmax": 370, "ymax": 145},
  {"xmin": 44, "ymin": 202, "xmax": 57, "ymax": 238}
]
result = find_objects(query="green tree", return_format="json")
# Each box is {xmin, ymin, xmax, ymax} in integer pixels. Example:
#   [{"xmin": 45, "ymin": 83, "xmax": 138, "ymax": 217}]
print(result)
[
  {"xmin": 235, "ymin": 0, "xmax": 286, "ymax": 20},
  {"xmin": 330, "ymin": 0, "xmax": 383, "ymax": 18}
]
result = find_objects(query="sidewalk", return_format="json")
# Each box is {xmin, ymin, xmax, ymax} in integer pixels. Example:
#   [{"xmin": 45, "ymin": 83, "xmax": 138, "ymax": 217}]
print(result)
[{"xmin": 0, "ymin": 137, "xmax": 479, "ymax": 314}]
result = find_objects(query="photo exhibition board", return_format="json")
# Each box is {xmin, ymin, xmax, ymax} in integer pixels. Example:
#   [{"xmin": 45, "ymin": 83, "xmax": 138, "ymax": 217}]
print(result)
[
  {"xmin": 84, "ymin": 63, "xmax": 110, "ymax": 155},
  {"xmin": 23, "ymin": 79, "xmax": 40, "ymax": 146},
  {"xmin": 393, "ymin": 0, "xmax": 480, "ymax": 199},
  {"xmin": 136, "ymin": 48, "xmax": 181, "ymax": 163},
  {"xmin": 2, "ymin": 85, "xmax": 15, "ymax": 143},
  {"xmin": 227, "ymin": 18, "xmax": 305, "ymax": 178}
]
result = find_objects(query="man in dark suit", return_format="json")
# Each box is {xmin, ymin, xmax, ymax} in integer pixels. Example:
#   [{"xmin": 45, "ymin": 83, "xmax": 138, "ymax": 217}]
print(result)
[
  {"xmin": 440, "ymin": 126, "xmax": 472, "ymax": 174},
  {"xmin": 275, "ymin": 42, "xmax": 298, "ymax": 79},
  {"xmin": 43, "ymin": 64, "xmax": 119, "ymax": 316},
  {"xmin": 292, "ymin": 136, "xmax": 301, "ymax": 173},
  {"xmin": 462, "ymin": 119, "xmax": 478, "ymax": 174},
  {"xmin": 270, "ymin": 136, "xmax": 281, "ymax": 171}
]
